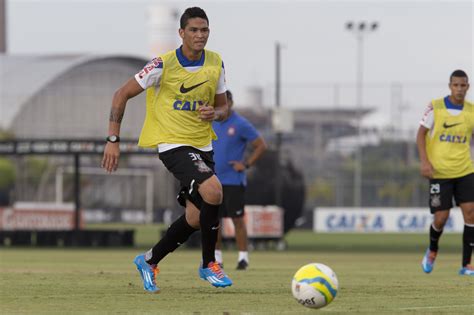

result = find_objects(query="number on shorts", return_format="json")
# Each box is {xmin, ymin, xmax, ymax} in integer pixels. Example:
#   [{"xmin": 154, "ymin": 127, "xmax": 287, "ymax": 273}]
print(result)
[{"xmin": 188, "ymin": 152, "xmax": 202, "ymax": 161}]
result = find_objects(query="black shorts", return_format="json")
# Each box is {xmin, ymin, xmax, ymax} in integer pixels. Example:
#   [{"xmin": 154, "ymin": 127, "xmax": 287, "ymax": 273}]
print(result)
[
  {"xmin": 429, "ymin": 172, "xmax": 474, "ymax": 213},
  {"xmin": 218, "ymin": 185, "xmax": 245, "ymax": 218},
  {"xmin": 159, "ymin": 146, "xmax": 215, "ymax": 208}
]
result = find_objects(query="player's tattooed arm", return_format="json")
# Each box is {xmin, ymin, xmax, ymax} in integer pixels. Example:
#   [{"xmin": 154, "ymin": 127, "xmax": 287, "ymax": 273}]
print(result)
[
  {"xmin": 212, "ymin": 92, "xmax": 229, "ymax": 121},
  {"xmin": 109, "ymin": 108, "xmax": 124, "ymax": 123},
  {"xmin": 102, "ymin": 77, "xmax": 144, "ymax": 173},
  {"xmin": 108, "ymin": 77, "xmax": 144, "ymax": 124}
]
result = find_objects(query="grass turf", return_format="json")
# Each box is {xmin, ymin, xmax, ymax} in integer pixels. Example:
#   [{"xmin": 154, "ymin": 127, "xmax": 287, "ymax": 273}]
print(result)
[{"xmin": 0, "ymin": 229, "xmax": 472, "ymax": 314}]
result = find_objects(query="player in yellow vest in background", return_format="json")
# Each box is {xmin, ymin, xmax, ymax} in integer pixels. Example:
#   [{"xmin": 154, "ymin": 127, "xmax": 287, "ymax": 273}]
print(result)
[
  {"xmin": 417, "ymin": 69, "xmax": 474, "ymax": 276},
  {"xmin": 101, "ymin": 7, "xmax": 233, "ymax": 292}
]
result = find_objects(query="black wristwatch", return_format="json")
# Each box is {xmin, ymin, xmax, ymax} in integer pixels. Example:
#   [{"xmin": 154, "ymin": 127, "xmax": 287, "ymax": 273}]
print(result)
[{"xmin": 106, "ymin": 135, "xmax": 120, "ymax": 143}]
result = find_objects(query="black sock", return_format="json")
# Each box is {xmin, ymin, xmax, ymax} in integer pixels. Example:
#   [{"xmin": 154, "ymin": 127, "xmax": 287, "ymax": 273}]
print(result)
[
  {"xmin": 462, "ymin": 225, "xmax": 474, "ymax": 267},
  {"xmin": 429, "ymin": 224, "xmax": 443, "ymax": 252},
  {"xmin": 145, "ymin": 215, "xmax": 197, "ymax": 265},
  {"xmin": 200, "ymin": 201, "xmax": 220, "ymax": 267}
]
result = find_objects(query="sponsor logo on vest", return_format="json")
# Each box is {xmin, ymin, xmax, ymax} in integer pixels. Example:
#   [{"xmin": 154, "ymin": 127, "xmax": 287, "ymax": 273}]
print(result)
[
  {"xmin": 173, "ymin": 100, "xmax": 204, "ymax": 111},
  {"xmin": 138, "ymin": 57, "xmax": 163, "ymax": 79},
  {"xmin": 443, "ymin": 122, "xmax": 462, "ymax": 129},
  {"xmin": 179, "ymin": 80, "xmax": 209, "ymax": 93},
  {"xmin": 439, "ymin": 134, "xmax": 467, "ymax": 143}
]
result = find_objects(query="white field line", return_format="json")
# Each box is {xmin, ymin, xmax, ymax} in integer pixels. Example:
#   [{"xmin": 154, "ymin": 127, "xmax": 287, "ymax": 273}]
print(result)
[{"xmin": 398, "ymin": 304, "xmax": 474, "ymax": 311}]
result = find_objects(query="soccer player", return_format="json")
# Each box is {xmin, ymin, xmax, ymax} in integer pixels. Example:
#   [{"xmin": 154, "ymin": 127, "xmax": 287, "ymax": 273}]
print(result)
[
  {"xmin": 101, "ymin": 7, "xmax": 233, "ymax": 292},
  {"xmin": 417, "ymin": 69, "xmax": 474, "ymax": 276},
  {"xmin": 212, "ymin": 90, "xmax": 267, "ymax": 270}
]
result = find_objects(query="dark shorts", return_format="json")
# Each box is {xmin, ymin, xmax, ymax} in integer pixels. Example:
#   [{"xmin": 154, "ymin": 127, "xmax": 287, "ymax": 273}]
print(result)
[
  {"xmin": 159, "ymin": 146, "xmax": 215, "ymax": 208},
  {"xmin": 429, "ymin": 172, "xmax": 474, "ymax": 213},
  {"xmin": 218, "ymin": 185, "xmax": 245, "ymax": 218}
]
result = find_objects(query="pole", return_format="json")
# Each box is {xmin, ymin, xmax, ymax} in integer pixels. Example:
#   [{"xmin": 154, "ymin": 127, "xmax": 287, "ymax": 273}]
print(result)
[
  {"xmin": 55, "ymin": 167, "xmax": 64, "ymax": 203},
  {"xmin": 274, "ymin": 42, "xmax": 282, "ymax": 206},
  {"xmin": 74, "ymin": 154, "xmax": 81, "ymax": 230},
  {"xmin": 146, "ymin": 172, "xmax": 153, "ymax": 224},
  {"xmin": 0, "ymin": 0, "xmax": 6, "ymax": 53},
  {"xmin": 354, "ymin": 34, "xmax": 363, "ymax": 207},
  {"xmin": 346, "ymin": 21, "xmax": 379, "ymax": 207},
  {"xmin": 276, "ymin": 42, "xmax": 281, "ymax": 107}
]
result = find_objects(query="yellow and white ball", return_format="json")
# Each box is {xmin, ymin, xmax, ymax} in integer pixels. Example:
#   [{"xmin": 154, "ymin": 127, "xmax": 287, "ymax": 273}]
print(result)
[{"xmin": 291, "ymin": 263, "xmax": 339, "ymax": 309}]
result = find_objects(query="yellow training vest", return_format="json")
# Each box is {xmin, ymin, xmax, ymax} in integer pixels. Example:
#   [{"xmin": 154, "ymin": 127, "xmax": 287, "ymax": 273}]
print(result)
[
  {"xmin": 426, "ymin": 98, "xmax": 474, "ymax": 178},
  {"xmin": 138, "ymin": 49, "xmax": 222, "ymax": 148}
]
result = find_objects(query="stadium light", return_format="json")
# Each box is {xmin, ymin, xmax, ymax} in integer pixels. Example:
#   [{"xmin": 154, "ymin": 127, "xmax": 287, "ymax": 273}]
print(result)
[{"xmin": 345, "ymin": 20, "xmax": 379, "ymax": 207}]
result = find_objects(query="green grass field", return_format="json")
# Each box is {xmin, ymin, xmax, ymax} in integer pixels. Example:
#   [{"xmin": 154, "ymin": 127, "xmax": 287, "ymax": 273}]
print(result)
[{"xmin": 1, "ymin": 228, "xmax": 473, "ymax": 314}]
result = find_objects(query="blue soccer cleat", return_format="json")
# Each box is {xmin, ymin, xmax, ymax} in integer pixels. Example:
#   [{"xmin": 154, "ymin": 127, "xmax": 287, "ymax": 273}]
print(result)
[
  {"xmin": 199, "ymin": 261, "xmax": 233, "ymax": 288},
  {"xmin": 133, "ymin": 254, "xmax": 160, "ymax": 293},
  {"xmin": 458, "ymin": 265, "xmax": 474, "ymax": 276},
  {"xmin": 421, "ymin": 248, "xmax": 437, "ymax": 273}
]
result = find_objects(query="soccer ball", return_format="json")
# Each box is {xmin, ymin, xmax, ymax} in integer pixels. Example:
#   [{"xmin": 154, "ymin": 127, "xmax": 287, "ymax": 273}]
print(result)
[{"xmin": 291, "ymin": 263, "xmax": 339, "ymax": 309}]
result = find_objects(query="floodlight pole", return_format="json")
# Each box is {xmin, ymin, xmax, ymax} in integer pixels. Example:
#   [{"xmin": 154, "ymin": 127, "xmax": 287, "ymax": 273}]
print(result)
[
  {"xmin": 274, "ymin": 42, "xmax": 282, "ymax": 206},
  {"xmin": 345, "ymin": 21, "xmax": 378, "ymax": 207}
]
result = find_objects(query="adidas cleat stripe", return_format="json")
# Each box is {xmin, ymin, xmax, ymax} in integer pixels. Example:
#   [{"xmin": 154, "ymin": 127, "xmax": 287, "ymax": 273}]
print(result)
[
  {"xmin": 144, "ymin": 272, "xmax": 153, "ymax": 285},
  {"xmin": 207, "ymin": 276, "xmax": 224, "ymax": 283}
]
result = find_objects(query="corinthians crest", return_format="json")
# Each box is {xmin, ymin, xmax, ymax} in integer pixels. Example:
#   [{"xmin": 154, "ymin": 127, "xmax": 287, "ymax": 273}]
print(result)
[
  {"xmin": 195, "ymin": 160, "xmax": 212, "ymax": 173},
  {"xmin": 430, "ymin": 194, "xmax": 441, "ymax": 207}
]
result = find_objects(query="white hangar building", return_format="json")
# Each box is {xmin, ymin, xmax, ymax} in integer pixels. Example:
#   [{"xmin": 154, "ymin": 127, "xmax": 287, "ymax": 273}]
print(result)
[{"xmin": 1, "ymin": 54, "xmax": 149, "ymax": 139}]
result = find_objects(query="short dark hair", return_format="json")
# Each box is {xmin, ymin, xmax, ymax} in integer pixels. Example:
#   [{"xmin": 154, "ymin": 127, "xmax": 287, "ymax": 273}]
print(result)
[
  {"xmin": 180, "ymin": 7, "xmax": 209, "ymax": 29},
  {"xmin": 226, "ymin": 90, "xmax": 233, "ymax": 102},
  {"xmin": 450, "ymin": 69, "xmax": 469, "ymax": 83}
]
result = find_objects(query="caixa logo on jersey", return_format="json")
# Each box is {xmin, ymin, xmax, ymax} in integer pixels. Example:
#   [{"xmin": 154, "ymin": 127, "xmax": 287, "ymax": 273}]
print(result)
[
  {"xmin": 173, "ymin": 100, "xmax": 204, "ymax": 111},
  {"xmin": 439, "ymin": 134, "xmax": 467, "ymax": 143},
  {"xmin": 325, "ymin": 214, "xmax": 384, "ymax": 231}
]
